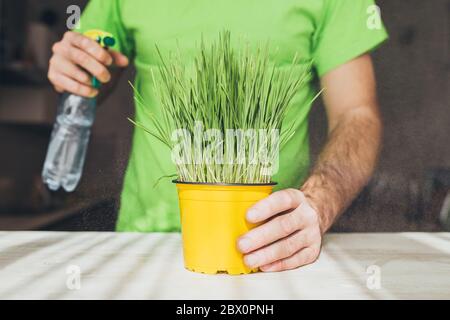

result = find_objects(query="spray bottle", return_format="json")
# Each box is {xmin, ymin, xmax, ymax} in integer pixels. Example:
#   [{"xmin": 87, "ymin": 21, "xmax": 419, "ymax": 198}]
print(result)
[{"xmin": 42, "ymin": 30, "xmax": 115, "ymax": 192}]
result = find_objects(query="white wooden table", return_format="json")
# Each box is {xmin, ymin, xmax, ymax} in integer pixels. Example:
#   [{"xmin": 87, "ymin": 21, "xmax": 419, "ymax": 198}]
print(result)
[{"xmin": 0, "ymin": 231, "xmax": 449, "ymax": 299}]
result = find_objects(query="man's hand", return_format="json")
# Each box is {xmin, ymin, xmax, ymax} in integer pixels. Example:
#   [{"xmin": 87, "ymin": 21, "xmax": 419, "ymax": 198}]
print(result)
[
  {"xmin": 237, "ymin": 189, "xmax": 322, "ymax": 272},
  {"xmin": 48, "ymin": 31, "xmax": 129, "ymax": 97}
]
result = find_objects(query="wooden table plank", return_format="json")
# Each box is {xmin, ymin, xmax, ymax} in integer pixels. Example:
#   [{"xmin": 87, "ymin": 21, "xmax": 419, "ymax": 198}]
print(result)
[{"xmin": 0, "ymin": 231, "xmax": 448, "ymax": 299}]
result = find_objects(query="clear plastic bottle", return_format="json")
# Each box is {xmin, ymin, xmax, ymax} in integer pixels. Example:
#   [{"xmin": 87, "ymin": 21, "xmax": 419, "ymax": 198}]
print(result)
[
  {"xmin": 42, "ymin": 30, "xmax": 115, "ymax": 192},
  {"xmin": 42, "ymin": 93, "xmax": 97, "ymax": 192}
]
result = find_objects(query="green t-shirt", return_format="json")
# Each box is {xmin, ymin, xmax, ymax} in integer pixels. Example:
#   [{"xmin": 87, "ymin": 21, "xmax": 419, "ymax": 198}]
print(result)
[{"xmin": 78, "ymin": 0, "xmax": 388, "ymax": 232}]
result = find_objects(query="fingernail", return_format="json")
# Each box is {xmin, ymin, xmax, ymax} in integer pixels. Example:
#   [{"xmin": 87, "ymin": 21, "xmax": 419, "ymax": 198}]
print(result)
[
  {"xmin": 238, "ymin": 237, "xmax": 252, "ymax": 253},
  {"xmin": 260, "ymin": 265, "xmax": 275, "ymax": 272},
  {"xmin": 246, "ymin": 209, "xmax": 258, "ymax": 222},
  {"xmin": 244, "ymin": 254, "xmax": 259, "ymax": 268}
]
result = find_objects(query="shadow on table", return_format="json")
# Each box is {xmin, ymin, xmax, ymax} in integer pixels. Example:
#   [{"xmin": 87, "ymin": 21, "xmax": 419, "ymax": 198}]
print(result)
[
  {"xmin": 0, "ymin": 233, "xmax": 68, "ymax": 270},
  {"xmin": 44, "ymin": 234, "xmax": 142, "ymax": 300},
  {"xmin": 105, "ymin": 234, "xmax": 168, "ymax": 300},
  {"xmin": 322, "ymin": 233, "xmax": 450, "ymax": 299},
  {"xmin": 0, "ymin": 233, "xmax": 115, "ymax": 298}
]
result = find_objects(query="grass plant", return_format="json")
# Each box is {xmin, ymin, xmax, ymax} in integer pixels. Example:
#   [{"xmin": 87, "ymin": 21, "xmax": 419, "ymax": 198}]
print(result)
[{"xmin": 130, "ymin": 31, "xmax": 311, "ymax": 184}]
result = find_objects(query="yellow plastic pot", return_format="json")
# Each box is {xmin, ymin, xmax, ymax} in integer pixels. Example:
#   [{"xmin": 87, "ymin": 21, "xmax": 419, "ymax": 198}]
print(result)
[{"xmin": 174, "ymin": 181, "xmax": 276, "ymax": 275}]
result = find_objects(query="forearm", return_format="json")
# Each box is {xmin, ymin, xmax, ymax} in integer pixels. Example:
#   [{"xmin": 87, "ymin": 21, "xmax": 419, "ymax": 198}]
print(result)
[{"xmin": 301, "ymin": 105, "xmax": 382, "ymax": 233}]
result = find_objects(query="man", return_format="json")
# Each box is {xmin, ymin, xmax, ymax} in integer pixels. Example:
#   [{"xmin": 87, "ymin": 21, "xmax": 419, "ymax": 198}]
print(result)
[{"xmin": 47, "ymin": 0, "xmax": 388, "ymax": 272}]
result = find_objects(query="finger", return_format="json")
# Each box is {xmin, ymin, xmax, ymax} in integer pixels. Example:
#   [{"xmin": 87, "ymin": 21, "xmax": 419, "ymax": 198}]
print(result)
[
  {"xmin": 260, "ymin": 247, "xmax": 319, "ymax": 272},
  {"xmin": 51, "ymin": 55, "xmax": 91, "ymax": 85},
  {"xmin": 68, "ymin": 47, "xmax": 111, "ymax": 83},
  {"xmin": 243, "ymin": 230, "xmax": 308, "ymax": 268},
  {"xmin": 110, "ymin": 50, "xmax": 129, "ymax": 67},
  {"xmin": 48, "ymin": 72, "xmax": 98, "ymax": 97},
  {"xmin": 53, "ymin": 41, "xmax": 111, "ymax": 83},
  {"xmin": 246, "ymin": 189, "xmax": 304, "ymax": 223},
  {"xmin": 238, "ymin": 210, "xmax": 305, "ymax": 253},
  {"xmin": 64, "ymin": 31, "xmax": 113, "ymax": 66}
]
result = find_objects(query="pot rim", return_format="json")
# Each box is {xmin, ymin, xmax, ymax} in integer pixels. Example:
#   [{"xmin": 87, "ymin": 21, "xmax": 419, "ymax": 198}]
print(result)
[{"xmin": 172, "ymin": 180, "xmax": 277, "ymax": 186}]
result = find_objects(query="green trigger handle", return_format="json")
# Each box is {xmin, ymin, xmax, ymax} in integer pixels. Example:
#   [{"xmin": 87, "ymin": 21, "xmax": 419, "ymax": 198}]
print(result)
[{"xmin": 83, "ymin": 30, "xmax": 116, "ymax": 90}]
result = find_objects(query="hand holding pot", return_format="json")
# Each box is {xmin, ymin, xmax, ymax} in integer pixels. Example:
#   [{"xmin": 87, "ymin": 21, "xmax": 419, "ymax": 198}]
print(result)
[{"xmin": 237, "ymin": 189, "xmax": 322, "ymax": 272}]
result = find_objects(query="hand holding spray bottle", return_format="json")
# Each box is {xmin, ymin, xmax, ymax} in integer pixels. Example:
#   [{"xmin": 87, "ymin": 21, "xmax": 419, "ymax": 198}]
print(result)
[{"xmin": 42, "ymin": 30, "xmax": 115, "ymax": 192}]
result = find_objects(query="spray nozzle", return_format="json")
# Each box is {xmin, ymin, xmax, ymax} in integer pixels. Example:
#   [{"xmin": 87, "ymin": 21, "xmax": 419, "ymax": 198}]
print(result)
[{"xmin": 103, "ymin": 36, "xmax": 116, "ymax": 48}]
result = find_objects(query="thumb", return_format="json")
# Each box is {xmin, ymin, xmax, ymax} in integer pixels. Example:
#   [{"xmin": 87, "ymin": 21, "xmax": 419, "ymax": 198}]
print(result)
[{"xmin": 110, "ymin": 50, "xmax": 129, "ymax": 67}]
